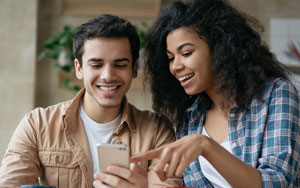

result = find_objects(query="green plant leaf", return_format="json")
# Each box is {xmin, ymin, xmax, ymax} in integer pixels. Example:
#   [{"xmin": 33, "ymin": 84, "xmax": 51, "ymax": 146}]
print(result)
[
  {"xmin": 43, "ymin": 35, "xmax": 60, "ymax": 49},
  {"xmin": 73, "ymin": 85, "xmax": 81, "ymax": 92},
  {"xmin": 134, "ymin": 23, "xmax": 149, "ymax": 48},
  {"xmin": 61, "ymin": 65, "xmax": 71, "ymax": 72},
  {"xmin": 53, "ymin": 63, "xmax": 60, "ymax": 69},
  {"xmin": 38, "ymin": 50, "xmax": 49, "ymax": 61},
  {"xmin": 64, "ymin": 79, "xmax": 72, "ymax": 89}
]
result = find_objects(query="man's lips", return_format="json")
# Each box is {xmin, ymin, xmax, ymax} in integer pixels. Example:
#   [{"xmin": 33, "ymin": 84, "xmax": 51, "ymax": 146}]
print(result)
[{"xmin": 95, "ymin": 84, "xmax": 122, "ymax": 97}]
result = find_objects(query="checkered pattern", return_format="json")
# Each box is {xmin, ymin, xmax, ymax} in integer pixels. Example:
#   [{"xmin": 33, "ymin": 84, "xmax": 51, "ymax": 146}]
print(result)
[{"xmin": 177, "ymin": 78, "xmax": 300, "ymax": 187}]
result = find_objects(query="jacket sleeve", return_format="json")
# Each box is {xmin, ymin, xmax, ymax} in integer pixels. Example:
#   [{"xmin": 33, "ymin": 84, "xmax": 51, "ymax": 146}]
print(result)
[
  {"xmin": 147, "ymin": 116, "xmax": 183, "ymax": 188},
  {"xmin": 258, "ymin": 80, "xmax": 300, "ymax": 187},
  {"xmin": 0, "ymin": 112, "xmax": 42, "ymax": 187}
]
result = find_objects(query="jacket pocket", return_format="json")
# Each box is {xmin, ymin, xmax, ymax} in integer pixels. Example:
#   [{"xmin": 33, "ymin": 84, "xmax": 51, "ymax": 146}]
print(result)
[{"xmin": 39, "ymin": 150, "xmax": 80, "ymax": 188}]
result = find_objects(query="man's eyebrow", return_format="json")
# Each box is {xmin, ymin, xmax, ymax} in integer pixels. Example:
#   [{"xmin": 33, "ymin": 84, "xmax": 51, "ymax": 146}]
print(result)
[
  {"xmin": 167, "ymin": 42, "xmax": 195, "ymax": 54},
  {"xmin": 113, "ymin": 58, "xmax": 130, "ymax": 63},
  {"xmin": 86, "ymin": 57, "xmax": 130, "ymax": 63},
  {"xmin": 87, "ymin": 58, "xmax": 103, "ymax": 63}
]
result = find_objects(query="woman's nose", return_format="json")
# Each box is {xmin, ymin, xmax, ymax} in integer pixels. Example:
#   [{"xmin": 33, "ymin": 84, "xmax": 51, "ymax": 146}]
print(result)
[{"xmin": 170, "ymin": 57, "xmax": 184, "ymax": 72}]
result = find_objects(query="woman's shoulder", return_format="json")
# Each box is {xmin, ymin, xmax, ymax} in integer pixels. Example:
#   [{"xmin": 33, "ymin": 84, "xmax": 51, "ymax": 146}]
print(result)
[
  {"xmin": 265, "ymin": 77, "xmax": 299, "ymax": 97},
  {"xmin": 246, "ymin": 77, "xmax": 299, "ymax": 115},
  {"xmin": 261, "ymin": 78, "xmax": 299, "ymax": 111}
]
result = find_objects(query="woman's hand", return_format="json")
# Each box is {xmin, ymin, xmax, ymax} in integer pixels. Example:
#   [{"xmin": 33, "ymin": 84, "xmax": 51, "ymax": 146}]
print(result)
[
  {"xmin": 93, "ymin": 163, "xmax": 148, "ymax": 188},
  {"xmin": 131, "ymin": 134, "xmax": 208, "ymax": 181}
]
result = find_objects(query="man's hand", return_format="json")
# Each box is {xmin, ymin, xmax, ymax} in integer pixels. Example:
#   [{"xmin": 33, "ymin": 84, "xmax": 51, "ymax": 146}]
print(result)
[{"xmin": 93, "ymin": 163, "xmax": 148, "ymax": 188}]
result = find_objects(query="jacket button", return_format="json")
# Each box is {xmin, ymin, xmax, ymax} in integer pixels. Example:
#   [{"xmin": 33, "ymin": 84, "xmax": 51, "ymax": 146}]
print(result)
[{"xmin": 55, "ymin": 156, "xmax": 62, "ymax": 163}]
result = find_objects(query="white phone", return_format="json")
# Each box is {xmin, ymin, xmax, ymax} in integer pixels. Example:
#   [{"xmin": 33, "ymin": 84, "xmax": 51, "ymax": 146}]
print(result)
[{"xmin": 97, "ymin": 143, "xmax": 129, "ymax": 172}]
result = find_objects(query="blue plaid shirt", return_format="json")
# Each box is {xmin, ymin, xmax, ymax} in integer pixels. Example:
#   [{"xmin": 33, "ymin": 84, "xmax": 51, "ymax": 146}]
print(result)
[{"xmin": 176, "ymin": 78, "xmax": 300, "ymax": 188}]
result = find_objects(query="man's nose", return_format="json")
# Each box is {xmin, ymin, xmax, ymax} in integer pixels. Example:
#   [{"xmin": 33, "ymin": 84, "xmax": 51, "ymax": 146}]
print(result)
[{"xmin": 100, "ymin": 65, "xmax": 114, "ymax": 81}]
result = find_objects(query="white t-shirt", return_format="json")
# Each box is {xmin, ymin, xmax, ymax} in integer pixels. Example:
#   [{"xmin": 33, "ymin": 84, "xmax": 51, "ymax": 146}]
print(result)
[
  {"xmin": 80, "ymin": 104, "xmax": 121, "ymax": 173},
  {"xmin": 198, "ymin": 127, "xmax": 232, "ymax": 188}
]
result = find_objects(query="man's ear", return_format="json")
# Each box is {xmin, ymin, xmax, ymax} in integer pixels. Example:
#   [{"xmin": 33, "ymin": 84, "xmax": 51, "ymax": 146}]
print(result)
[
  {"xmin": 132, "ymin": 61, "xmax": 138, "ymax": 78},
  {"xmin": 74, "ymin": 59, "xmax": 83, "ymax": 80}
]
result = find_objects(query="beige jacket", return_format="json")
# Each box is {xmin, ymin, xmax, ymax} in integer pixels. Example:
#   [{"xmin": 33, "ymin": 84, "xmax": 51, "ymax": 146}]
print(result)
[{"xmin": 0, "ymin": 89, "xmax": 179, "ymax": 188}]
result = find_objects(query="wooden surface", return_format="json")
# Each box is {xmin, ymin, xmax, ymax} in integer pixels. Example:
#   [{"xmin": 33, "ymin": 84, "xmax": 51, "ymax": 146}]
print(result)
[{"xmin": 62, "ymin": 0, "xmax": 161, "ymax": 18}]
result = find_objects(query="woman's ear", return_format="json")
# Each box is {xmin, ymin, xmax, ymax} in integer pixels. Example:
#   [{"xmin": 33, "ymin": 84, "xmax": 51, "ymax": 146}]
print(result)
[{"xmin": 74, "ymin": 59, "xmax": 83, "ymax": 80}]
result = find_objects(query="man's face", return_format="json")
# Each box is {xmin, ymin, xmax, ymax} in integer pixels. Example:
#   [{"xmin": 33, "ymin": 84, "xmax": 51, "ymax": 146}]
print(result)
[{"xmin": 75, "ymin": 37, "xmax": 137, "ymax": 111}]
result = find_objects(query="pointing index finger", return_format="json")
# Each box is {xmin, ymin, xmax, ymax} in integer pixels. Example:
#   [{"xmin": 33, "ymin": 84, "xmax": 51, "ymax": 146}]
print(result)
[{"xmin": 130, "ymin": 148, "xmax": 162, "ymax": 162}]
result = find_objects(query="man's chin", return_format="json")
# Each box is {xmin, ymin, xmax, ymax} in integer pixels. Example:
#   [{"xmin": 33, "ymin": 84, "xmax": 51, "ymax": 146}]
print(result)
[
  {"xmin": 96, "ymin": 99, "xmax": 122, "ymax": 109},
  {"xmin": 99, "ymin": 104, "xmax": 121, "ymax": 108}
]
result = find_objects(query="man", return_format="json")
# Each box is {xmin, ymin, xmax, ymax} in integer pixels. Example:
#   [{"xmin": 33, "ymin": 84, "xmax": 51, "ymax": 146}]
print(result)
[{"xmin": 0, "ymin": 14, "xmax": 179, "ymax": 188}]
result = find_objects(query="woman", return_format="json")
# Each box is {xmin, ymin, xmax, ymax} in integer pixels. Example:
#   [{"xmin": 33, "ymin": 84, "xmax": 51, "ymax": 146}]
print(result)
[{"xmin": 131, "ymin": 0, "xmax": 300, "ymax": 187}]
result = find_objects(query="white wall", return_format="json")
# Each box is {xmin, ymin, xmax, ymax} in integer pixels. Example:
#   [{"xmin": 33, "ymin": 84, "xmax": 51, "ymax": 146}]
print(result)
[{"xmin": 0, "ymin": 0, "xmax": 38, "ymax": 159}]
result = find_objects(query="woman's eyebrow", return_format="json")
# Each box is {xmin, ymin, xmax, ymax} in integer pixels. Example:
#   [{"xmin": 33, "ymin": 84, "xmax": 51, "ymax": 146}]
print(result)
[
  {"xmin": 167, "ymin": 42, "xmax": 195, "ymax": 54},
  {"xmin": 177, "ymin": 43, "xmax": 195, "ymax": 51}
]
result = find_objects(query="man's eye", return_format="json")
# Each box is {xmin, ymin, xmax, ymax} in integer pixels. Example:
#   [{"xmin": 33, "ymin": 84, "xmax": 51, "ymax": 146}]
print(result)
[
  {"xmin": 115, "ymin": 64, "xmax": 127, "ymax": 68},
  {"xmin": 91, "ymin": 64, "xmax": 102, "ymax": 68}
]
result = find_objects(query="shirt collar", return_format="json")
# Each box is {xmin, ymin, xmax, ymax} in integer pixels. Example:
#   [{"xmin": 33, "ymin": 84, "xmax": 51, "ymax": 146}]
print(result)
[
  {"xmin": 63, "ymin": 88, "xmax": 136, "ymax": 132},
  {"xmin": 186, "ymin": 92, "xmax": 212, "ymax": 119},
  {"xmin": 118, "ymin": 96, "xmax": 137, "ymax": 133}
]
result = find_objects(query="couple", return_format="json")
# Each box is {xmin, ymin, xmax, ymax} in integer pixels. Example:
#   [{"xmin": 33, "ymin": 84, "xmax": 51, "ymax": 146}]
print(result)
[{"xmin": 1, "ymin": 0, "xmax": 299, "ymax": 187}]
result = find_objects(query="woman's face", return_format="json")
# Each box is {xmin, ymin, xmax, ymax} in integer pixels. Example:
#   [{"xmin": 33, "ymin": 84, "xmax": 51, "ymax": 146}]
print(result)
[{"xmin": 167, "ymin": 27, "xmax": 215, "ymax": 96}]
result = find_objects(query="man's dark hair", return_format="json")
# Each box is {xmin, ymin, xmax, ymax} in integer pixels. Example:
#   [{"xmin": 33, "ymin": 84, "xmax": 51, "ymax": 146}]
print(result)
[
  {"xmin": 73, "ymin": 14, "xmax": 140, "ymax": 67},
  {"xmin": 144, "ymin": 0, "xmax": 288, "ymax": 124}
]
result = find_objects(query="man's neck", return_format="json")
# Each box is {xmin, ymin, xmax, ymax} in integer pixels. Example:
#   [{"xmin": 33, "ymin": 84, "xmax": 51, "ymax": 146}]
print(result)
[{"xmin": 81, "ymin": 95, "xmax": 122, "ymax": 124}]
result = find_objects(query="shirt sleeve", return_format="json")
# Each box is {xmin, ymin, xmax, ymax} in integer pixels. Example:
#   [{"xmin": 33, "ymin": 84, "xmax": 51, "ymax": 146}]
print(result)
[
  {"xmin": 147, "ymin": 116, "xmax": 183, "ymax": 188},
  {"xmin": 258, "ymin": 79, "xmax": 300, "ymax": 187},
  {"xmin": 0, "ymin": 112, "xmax": 42, "ymax": 187}
]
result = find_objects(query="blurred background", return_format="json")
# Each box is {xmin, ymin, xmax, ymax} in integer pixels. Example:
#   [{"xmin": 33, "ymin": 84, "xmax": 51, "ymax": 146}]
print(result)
[{"xmin": 0, "ymin": 0, "xmax": 299, "ymax": 160}]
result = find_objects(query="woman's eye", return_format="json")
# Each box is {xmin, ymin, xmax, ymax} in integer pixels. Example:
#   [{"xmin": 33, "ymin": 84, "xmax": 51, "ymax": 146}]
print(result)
[
  {"xmin": 168, "ymin": 57, "xmax": 174, "ymax": 62},
  {"xmin": 182, "ymin": 52, "xmax": 192, "ymax": 57}
]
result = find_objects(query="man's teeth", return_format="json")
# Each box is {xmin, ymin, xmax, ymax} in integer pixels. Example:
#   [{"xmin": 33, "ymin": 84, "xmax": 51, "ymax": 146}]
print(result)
[
  {"xmin": 100, "ymin": 86, "xmax": 118, "ymax": 91},
  {"xmin": 178, "ymin": 74, "xmax": 194, "ymax": 81}
]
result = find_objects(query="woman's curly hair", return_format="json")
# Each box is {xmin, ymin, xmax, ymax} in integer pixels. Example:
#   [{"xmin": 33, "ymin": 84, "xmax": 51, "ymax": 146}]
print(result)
[{"xmin": 144, "ymin": 0, "xmax": 288, "ymax": 125}]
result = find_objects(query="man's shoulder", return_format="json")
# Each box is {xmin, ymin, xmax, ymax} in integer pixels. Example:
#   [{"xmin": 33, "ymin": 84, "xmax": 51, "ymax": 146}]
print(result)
[
  {"xmin": 27, "ymin": 99, "xmax": 73, "ymax": 120},
  {"xmin": 126, "ymin": 103, "xmax": 173, "ymax": 130},
  {"xmin": 127, "ymin": 103, "xmax": 160, "ymax": 121},
  {"xmin": 126, "ymin": 103, "xmax": 176, "ymax": 152}
]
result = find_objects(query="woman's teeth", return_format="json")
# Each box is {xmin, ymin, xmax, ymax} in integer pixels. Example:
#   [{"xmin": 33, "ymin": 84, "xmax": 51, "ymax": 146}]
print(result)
[{"xmin": 178, "ymin": 74, "xmax": 194, "ymax": 81}]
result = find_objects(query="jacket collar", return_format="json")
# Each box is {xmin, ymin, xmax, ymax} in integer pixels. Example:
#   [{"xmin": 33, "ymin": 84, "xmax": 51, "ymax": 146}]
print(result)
[
  {"xmin": 118, "ymin": 97, "xmax": 137, "ymax": 133},
  {"xmin": 63, "ymin": 88, "xmax": 85, "ymax": 129},
  {"xmin": 62, "ymin": 88, "xmax": 93, "ymax": 187}
]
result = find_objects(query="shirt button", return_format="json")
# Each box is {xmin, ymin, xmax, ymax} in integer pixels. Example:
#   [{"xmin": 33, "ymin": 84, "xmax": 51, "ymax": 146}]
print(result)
[
  {"xmin": 229, "ymin": 113, "xmax": 236, "ymax": 118},
  {"xmin": 232, "ymin": 142, "xmax": 237, "ymax": 148},
  {"xmin": 55, "ymin": 156, "xmax": 62, "ymax": 163}
]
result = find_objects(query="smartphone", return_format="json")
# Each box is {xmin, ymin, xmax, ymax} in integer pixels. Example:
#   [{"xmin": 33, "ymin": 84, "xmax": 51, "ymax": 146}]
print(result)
[{"xmin": 97, "ymin": 143, "xmax": 129, "ymax": 172}]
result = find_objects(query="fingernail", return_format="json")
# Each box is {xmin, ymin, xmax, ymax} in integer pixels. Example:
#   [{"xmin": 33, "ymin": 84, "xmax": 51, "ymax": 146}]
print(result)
[
  {"xmin": 130, "ymin": 163, "xmax": 135, "ymax": 169},
  {"xmin": 93, "ymin": 180, "xmax": 99, "ymax": 187},
  {"xmin": 107, "ymin": 165, "xmax": 113, "ymax": 172}
]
